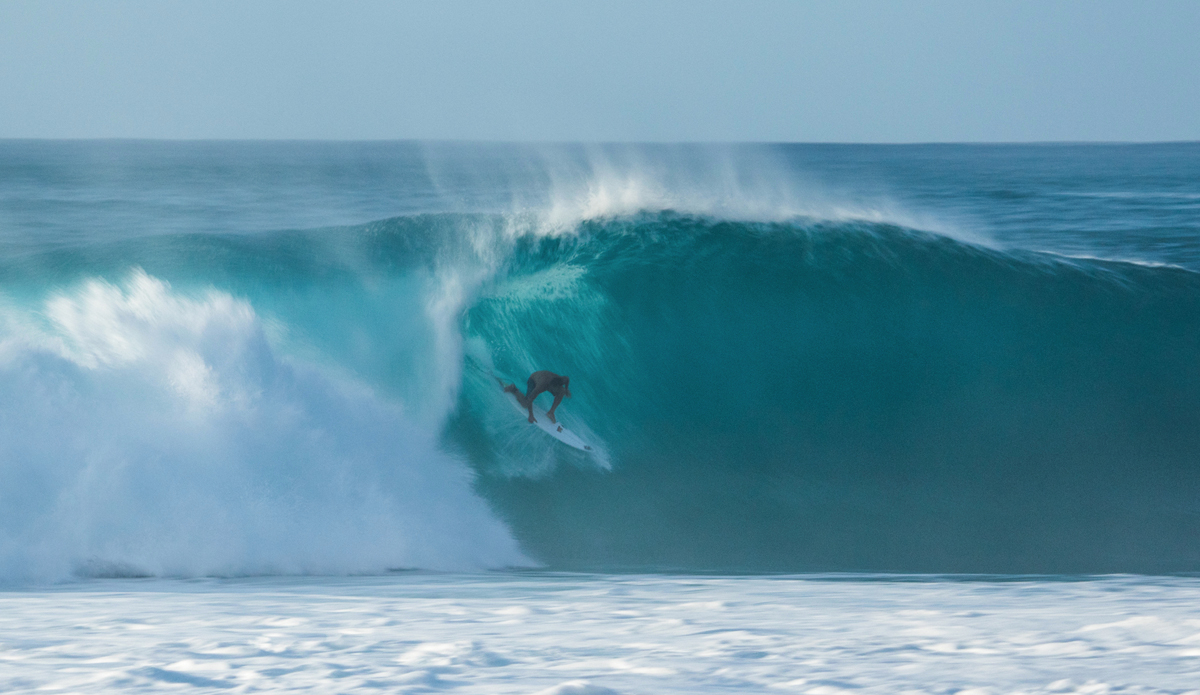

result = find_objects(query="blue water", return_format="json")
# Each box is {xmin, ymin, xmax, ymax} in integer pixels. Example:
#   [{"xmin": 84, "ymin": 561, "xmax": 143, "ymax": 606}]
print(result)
[{"xmin": 1, "ymin": 141, "xmax": 1198, "ymax": 581}]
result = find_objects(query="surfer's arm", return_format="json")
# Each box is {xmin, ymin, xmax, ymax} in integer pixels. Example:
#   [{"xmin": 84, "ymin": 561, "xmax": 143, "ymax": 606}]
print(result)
[
  {"xmin": 524, "ymin": 385, "xmax": 544, "ymax": 423},
  {"xmin": 546, "ymin": 390, "xmax": 565, "ymax": 424}
]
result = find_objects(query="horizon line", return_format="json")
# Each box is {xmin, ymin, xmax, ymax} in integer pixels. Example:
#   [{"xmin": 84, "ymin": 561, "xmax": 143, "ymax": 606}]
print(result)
[{"xmin": 1, "ymin": 137, "xmax": 1198, "ymax": 146}]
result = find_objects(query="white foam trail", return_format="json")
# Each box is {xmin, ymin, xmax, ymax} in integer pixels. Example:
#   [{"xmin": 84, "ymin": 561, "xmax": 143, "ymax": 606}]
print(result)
[{"xmin": 0, "ymin": 271, "xmax": 528, "ymax": 583}]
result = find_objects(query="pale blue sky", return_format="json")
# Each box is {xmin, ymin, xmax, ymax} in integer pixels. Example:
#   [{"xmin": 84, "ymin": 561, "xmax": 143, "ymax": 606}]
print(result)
[{"xmin": 2, "ymin": 0, "xmax": 1197, "ymax": 142}]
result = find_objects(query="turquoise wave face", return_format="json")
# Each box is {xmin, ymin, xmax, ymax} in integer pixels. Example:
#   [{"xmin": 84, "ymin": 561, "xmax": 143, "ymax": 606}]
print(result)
[{"xmin": 454, "ymin": 212, "xmax": 1200, "ymax": 573}]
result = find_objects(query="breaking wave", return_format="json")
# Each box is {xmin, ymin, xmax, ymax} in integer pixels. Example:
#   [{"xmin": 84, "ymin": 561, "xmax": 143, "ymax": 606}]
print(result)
[
  {"xmin": 0, "ymin": 270, "xmax": 525, "ymax": 583},
  {"xmin": 2, "ymin": 201, "xmax": 1199, "ymax": 578}
]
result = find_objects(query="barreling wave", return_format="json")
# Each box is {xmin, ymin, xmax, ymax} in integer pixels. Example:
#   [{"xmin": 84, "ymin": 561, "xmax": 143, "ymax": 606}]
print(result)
[
  {"xmin": 2, "ymin": 206, "xmax": 1199, "ymax": 579},
  {"xmin": 454, "ymin": 211, "xmax": 1200, "ymax": 574}
]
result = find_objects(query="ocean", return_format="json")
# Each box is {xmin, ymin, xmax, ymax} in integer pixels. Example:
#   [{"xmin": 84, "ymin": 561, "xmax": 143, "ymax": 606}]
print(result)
[{"xmin": 1, "ymin": 141, "xmax": 1198, "ymax": 693}]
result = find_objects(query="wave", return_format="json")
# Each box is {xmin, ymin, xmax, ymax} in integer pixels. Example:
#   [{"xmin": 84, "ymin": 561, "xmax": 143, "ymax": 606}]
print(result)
[
  {"xmin": 2, "ymin": 207, "xmax": 1199, "ymax": 577},
  {"xmin": 451, "ymin": 212, "xmax": 1200, "ymax": 573}
]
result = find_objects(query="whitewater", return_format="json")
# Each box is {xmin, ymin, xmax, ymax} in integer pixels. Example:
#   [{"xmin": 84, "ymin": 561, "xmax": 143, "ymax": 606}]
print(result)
[
  {"xmin": 5, "ymin": 574, "xmax": 1200, "ymax": 694},
  {"xmin": 1, "ymin": 141, "xmax": 1199, "ymax": 692}
]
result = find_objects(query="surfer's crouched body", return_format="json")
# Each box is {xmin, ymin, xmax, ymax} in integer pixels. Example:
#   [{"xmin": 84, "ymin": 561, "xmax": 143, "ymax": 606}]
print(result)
[{"xmin": 505, "ymin": 370, "xmax": 571, "ymax": 424}]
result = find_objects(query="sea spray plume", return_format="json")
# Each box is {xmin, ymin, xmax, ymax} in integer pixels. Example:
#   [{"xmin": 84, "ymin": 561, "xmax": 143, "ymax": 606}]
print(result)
[
  {"xmin": 0, "ymin": 271, "xmax": 528, "ymax": 583},
  {"xmin": 542, "ymin": 144, "xmax": 995, "ymax": 248},
  {"xmin": 417, "ymin": 142, "xmax": 992, "ymax": 245}
]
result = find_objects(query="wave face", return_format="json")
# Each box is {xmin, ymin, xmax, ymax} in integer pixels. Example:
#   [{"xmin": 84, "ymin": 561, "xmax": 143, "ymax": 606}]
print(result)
[
  {"xmin": 454, "ymin": 213, "xmax": 1200, "ymax": 573},
  {"xmin": 2, "ymin": 141, "xmax": 1199, "ymax": 578}
]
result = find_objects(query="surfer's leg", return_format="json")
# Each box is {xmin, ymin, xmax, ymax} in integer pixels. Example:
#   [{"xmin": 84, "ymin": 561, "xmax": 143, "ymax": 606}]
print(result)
[
  {"xmin": 524, "ymin": 379, "xmax": 543, "ymax": 423},
  {"xmin": 504, "ymin": 382, "xmax": 536, "ymax": 422},
  {"xmin": 546, "ymin": 391, "xmax": 564, "ymax": 424}
]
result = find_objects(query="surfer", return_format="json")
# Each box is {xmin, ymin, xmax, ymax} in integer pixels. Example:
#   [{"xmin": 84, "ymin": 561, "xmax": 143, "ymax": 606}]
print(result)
[{"xmin": 504, "ymin": 370, "xmax": 572, "ymax": 424}]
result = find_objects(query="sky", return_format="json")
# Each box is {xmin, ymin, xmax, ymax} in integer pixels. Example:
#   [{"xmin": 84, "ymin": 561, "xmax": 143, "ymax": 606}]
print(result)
[{"xmin": 1, "ymin": 0, "xmax": 1198, "ymax": 143}]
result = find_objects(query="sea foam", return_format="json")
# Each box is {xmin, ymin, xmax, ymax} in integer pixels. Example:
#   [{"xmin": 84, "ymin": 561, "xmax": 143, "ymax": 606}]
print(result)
[{"xmin": 0, "ymin": 271, "xmax": 527, "ymax": 583}]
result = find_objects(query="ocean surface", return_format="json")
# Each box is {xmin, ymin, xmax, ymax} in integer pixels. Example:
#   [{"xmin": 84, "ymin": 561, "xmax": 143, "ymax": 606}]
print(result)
[{"xmin": 1, "ymin": 141, "xmax": 1198, "ymax": 693}]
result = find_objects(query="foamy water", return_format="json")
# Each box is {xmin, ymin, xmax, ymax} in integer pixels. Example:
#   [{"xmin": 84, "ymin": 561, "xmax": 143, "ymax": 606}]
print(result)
[
  {"xmin": 3, "ymin": 574, "xmax": 1199, "ymax": 694},
  {"xmin": 0, "ymin": 271, "xmax": 525, "ymax": 582}
]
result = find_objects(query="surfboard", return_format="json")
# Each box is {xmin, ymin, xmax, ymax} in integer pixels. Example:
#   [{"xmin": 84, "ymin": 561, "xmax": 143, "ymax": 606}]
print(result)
[{"xmin": 496, "ymin": 376, "xmax": 594, "ymax": 452}]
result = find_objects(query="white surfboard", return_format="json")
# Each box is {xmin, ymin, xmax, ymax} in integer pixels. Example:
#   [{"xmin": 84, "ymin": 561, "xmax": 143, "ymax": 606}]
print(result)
[{"xmin": 496, "ymin": 377, "xmax": 594, "ymax": 452}]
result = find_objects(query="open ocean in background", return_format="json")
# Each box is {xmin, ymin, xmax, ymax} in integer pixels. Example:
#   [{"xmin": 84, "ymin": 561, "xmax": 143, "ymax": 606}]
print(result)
[{"xmin": 1, "ymin": 141, "xmax": 1199, "ymax": 693}]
